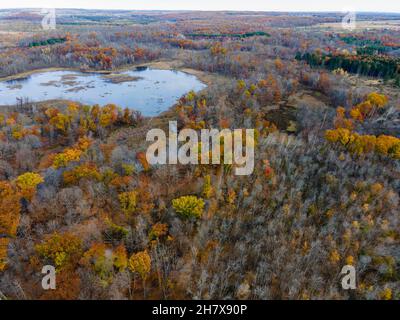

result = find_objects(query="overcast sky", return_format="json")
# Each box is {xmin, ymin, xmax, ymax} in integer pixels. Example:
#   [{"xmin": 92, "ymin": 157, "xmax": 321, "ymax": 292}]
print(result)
[{"xmin": 0, "ymin": 0, "xmax": 399, "ymax": 13}]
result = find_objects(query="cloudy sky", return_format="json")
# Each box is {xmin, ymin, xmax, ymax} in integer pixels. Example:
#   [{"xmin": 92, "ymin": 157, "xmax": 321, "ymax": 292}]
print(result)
[{"xmin": 0, "ymin": 0, "xmax": 399, "ymax": 13}]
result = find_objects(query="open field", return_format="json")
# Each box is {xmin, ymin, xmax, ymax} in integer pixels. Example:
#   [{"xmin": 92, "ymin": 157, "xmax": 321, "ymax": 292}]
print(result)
[{"xmin": 316, "ymin": 19, "xmax": 400, "ymax": 31}]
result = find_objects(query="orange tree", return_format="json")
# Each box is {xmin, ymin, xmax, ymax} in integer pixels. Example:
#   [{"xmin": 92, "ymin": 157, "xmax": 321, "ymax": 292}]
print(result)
[{"xmin": 0, "ymin": 181, "xmax": 21, "ymax": 271}]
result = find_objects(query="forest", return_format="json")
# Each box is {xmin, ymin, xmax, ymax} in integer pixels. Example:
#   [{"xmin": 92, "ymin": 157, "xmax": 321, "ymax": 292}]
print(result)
[{"xmin": 0, "ymin": 9, "xmax": 399, "ymax": 300}]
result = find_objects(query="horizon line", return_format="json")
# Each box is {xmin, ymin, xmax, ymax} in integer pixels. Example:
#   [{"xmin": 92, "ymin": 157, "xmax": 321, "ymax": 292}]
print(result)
[{"xmin": 1, "ymin": 8, "xmax": 400, "ymax": 14}]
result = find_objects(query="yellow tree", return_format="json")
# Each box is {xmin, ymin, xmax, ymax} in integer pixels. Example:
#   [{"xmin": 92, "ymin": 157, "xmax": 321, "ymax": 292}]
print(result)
[
  {"xmin": 366, "ymin": 92, "xmax": 388, "ymax": 108},
  {"xmin": 202, "ymin": 175, "xmax": 214, "ymax": 199},
  {"xmin": 49, "ymin": 113, "xmax": 71, "ymax": 134},
  {"xmin": 63, "ymin": 163, "xmax": 101, "ymax": 185},
  {"xmin": 35, "ymin": 232, "xmax": 83, "ymax": 270},
  {"xmin": 15, "ymin": 172, "xmax": 44, "ymax": 200},
  {"xmin": 118, "ymin": 191, "xmax": 137, "ymax": 216},
  {"xmin": 53, "ymin": 148, "xmax": 83, "ymax": 168},
  {"xmin": 81, "ymin": 243, "xmax": 127, "ymax": 285},
  {"xmin": 376, "ymin": 135, "xmax": 400, "ymax": 159},
  {"xmin": 172, "ymin": 195, "xmax": 204, "ymax": 219},
  {"xmin": 128, "ymin": 250, "xmax": 151, "ymax": 298}
]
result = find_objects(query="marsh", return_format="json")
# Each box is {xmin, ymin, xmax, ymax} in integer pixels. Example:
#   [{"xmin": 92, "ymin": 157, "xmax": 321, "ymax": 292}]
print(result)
[{"xmin": 0, "ymin": 67, "xmax": 206, "ymax": 116}]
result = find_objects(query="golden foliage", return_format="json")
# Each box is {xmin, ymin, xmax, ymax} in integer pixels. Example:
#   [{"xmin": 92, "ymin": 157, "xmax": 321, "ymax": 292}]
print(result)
[
  {"xmin": 15, "ymin": 172, "xmax": 44, "ymax": 199},
  {"xmin": 0, "ymin": 181, "xmax": 21, "ymax": 271},
  {"xmin": 210, "ymin": 42, "xmax": 227, "ymax": 56},
  {"xmin": 67, "ymin": 102, "xmax": 80, "ymax": 116},
  {"xmin": 11, "ymin": 125, "xmax": 23, "ymax": 140},
  {"xmin": 375, "ymin": 135, "xmax": 400, "ymax": 158},
  {"xmin": 149, "ymin": 223, "xmax": 168, "ymax": 241},
  {"xmin": 226, "ymin": 188, "xmax": 236, "ymax": 205},
  {"xmin": 113, "ymin": 245, "xmax": 128, "ymax": 271},
  {"xmin": 0, "ymin": 238, "xmax": 10, "ymax": 271},
  {"xmin": 172, "ymin": 195, "xmax": 204, "ymax": 219},
  {"xmin": 236, "ymin": 80, "xmax": 246, "ymax": 92},
  {"xmin": 5, "ymin": 117, "xmax": 16, "ymax": 126},
  {"xmin": 16, "ymin": 172, "xmax": 44, "ymax": 190},
  {"xmin": 380, "ymin": 288, "xmax": 392, "ymax": 300},
  {"xmin": 329, "ymin": 249, "xmax": 340, "ymax": 264},
  {"xmin": 75, "ymin": 136, "xmax": 92, "ymax": 151},
  {"xmin": 366, "ymin": 92, "xmax": 388, "ymax": 108},
  {"xmin": 118, "ymin": 191, "xmax": 137, "ymax": 215},
  {"xmin": 347, "ymin": 133, "xmax": 377, "ymax": 155},
  {"xmin": 44, "ymin": 107, "xmax": 59, "ymax": 119},
  {"xmin": 99, "ymin": 104, "xmax": 118, "ymax": 127},
  {"xmin": 49, "ymin": 113, "xmax": 71, "ymax": 133},
  {"xmin": 325, "ymin": 128, "xmax": 352, "ymax": 145},
  {"xmin": 36, "ymin": 232, "xmax": 83, "ymax": 270},
  {"xmin": 53, "ymin": 137, "xmax": 92, "ymax": 168},
  {"xmin": 128, "ymin": 250, "xmax": 151, "ymax": 280},
  {"xmin": 346, "ymin": 256, "xmax": 354, "ymax": 266},
  {"xmin": 63, "ymin": 163, "xmax": 101, "ymax": 185},
  {"xmin": 325, "ymin": 129, "xmax": 400, "ymax": 159},
  {"xmin": 53, "ymin": 148, "xmax": 83, "ymax": 168},
  {"xmin": 202, "ymin": 175, "xmax": 214, "ymax": 199},
  {"xmin": 348, "ymin": 93, "xmax": 388, "ymax": 123},
  {"xmin": 0, "ymin": 181, "xmax": 21, "ymax": 237},
  {"xmin": 81, "ymin": 243, "xmax": 128, "ymax": 282},
  {"xmin": 121, "ymin": 163, "xmax": 135, "ymax": 176}
]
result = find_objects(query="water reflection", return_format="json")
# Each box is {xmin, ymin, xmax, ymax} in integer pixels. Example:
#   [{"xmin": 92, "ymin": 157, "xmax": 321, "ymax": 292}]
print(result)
[{"xmin": 0, "ymin": 68, "xmax": 206, "ymax": 116}]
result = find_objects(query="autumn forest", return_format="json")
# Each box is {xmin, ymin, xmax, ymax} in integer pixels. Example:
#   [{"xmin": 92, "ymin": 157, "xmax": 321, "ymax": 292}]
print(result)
[{"xmin": 0, "ymin": 8, "xmax": 399, "ymax": 301}]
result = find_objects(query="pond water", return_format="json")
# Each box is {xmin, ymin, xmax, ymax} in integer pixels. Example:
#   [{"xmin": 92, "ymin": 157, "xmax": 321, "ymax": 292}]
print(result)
[{"xmin": 0, "ymin": 68, "xmax": 206, "ymax": 116}]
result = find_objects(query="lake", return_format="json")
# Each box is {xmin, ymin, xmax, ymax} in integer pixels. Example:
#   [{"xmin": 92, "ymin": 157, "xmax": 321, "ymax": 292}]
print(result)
[{"xmin": 0, "ymin": 68, "xmax": 207, "ymax": 116}]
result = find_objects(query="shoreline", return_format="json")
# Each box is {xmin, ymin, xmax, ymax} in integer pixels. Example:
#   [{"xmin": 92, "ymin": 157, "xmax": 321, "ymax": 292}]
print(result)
[{"xmin": 0, "ymin": 60, "xmax": 216, "ymax": 86}]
